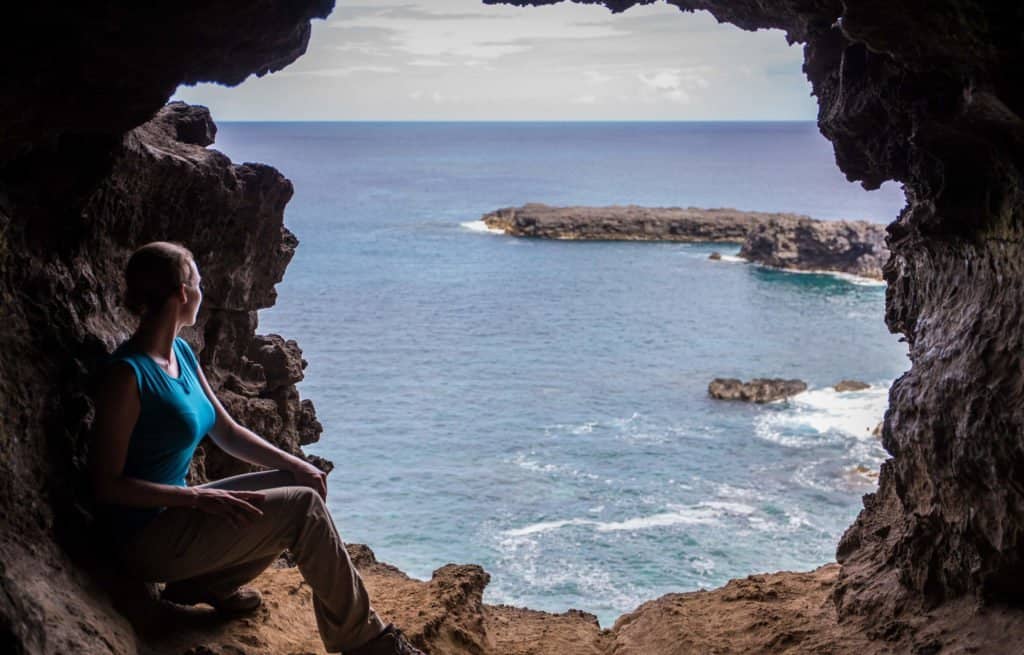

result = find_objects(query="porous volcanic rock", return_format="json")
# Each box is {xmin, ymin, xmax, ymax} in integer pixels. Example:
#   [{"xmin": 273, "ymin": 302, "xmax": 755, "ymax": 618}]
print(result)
[
  {"xmin": 708, "ymin": 377, "xmax": 808, "ymax": 403},
  {"xmin": 0, "ymin": 99, "xmax": 331, "ymax": 653},
  {"xmin": 138, "ymin": 543, "xmax": 611, "ymax": 655},
  {"xmin": 834, "ymin": 379, "xmax": 871, "ymax": 392},
  {"xmin": 482, "ymin": 203, "xmax": 889, "ymax": 278},
  {"xmin": 739, "ymin": 217, "xmax": 888, "ymax": 279},
  {"xmin": 481, "ymin": 203, "xmax": 780, "ymax": 242}
]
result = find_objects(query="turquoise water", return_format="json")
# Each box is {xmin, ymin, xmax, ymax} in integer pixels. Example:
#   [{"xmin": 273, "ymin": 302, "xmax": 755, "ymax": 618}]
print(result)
[{"xmin": 212, "ymin": 122, "xmax": 907, "ymax": 626}]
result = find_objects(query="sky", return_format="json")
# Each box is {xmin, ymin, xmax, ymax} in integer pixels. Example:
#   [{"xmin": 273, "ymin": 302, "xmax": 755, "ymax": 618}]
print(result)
[{"xmin": 172, "ymin": 0, "xmax": 818, "ymax": 121}]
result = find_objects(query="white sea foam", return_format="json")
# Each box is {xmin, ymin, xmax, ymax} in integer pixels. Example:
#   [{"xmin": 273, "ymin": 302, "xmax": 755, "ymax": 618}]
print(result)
[
  {"xmin": 510, "ymin": 453, "xmax": 600, "ymax": 480},
  {"xmin": 690, "ymin": 556, "xmax": 716, "ymax": 576},
  {"xmin": 460, "ymin": 220, "xmax": 505, "ymax": 234},
  {"xmin": 754, "ymin": 383, "xmax": 890, "ymax": 448},
  {"xmin": 706, "ymin": 252, "xmax": 885, "ymax": 286},
  {"xmin": 503, "ymin": 501, "xmax": 757, "ymax": 537},
  {"xmin": 756, "ymin": 261, "xmax": 885, "ymax": 286}
]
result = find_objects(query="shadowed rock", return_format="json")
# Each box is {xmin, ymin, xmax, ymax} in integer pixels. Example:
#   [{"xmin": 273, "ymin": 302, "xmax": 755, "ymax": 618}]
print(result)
[
  {"xmin": 739, "ymin": 217, "xmax": 888, "ymax": 279},
  {"xmin": 835, "ymin": 380, "xmax": 871, "ymax": 392},
  {"xmin": 708, "ymin": 377, "xmax": 808, "ymax": 403}
]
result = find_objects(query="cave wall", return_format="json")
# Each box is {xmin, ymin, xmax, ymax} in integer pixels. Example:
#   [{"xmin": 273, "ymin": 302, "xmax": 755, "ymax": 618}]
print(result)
[{"xmin": 0, "ymin": 3, "xmax": 334, "ymax": 652}]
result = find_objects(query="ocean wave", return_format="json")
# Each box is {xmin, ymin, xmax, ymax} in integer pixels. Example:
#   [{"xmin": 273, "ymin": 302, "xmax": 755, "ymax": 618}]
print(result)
[
  {"xmin": 510, "ymin": 453, "xmax": 600, "ymax": 480},
  {"xmin": 752, "ymin": 260, "xmax": 885, "ymax": 286},
  {"xmin": 460, "ymin": 220, "xmax": 505, "ymax": 234},
  {"xmin": 502, "ymin": 501, "xmax": 757, "ymax": 537},
  {"xmin": 707, "ymin": 253, "xmax": 886, "ymax": 286},
  {"xmin": 754, "ymin": 383, "xmax": 889, "ymax": 448}
]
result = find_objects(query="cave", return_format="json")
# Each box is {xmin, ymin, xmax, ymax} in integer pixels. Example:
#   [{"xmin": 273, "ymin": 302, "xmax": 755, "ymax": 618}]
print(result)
[{"xmin": 2, "ymin": 0, "xmax": 1023, "ymax": 653}]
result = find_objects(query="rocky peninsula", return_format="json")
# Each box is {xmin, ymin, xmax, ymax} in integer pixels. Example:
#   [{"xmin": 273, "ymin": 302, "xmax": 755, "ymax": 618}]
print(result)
[{"xmin": 481, "ymin": 203, "xmax": 890, "ymax": 279}]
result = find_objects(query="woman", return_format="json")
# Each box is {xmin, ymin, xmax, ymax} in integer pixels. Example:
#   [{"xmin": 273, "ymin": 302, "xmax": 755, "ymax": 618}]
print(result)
[{"xmin": 91, "ymin": 241, "xmax": 423, "ymax": 655}]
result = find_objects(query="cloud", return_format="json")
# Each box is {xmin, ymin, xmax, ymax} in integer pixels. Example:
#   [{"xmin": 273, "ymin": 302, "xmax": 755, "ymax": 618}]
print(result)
[
  {"xmin": 172, "ymin": 0, "xmax": 818, "ymax": 121},
  {"xmin": 638, "ymin": 67, "xmax": 712, "ymax": 104},
  {"xmin": 279, "ymin": 65, "xmax": 400, "ymax": 78},
  {"xmin": 409, "ymin": 58, "xmax": 454, "ymax": 67},
  {"xmin": 329, "ymin": 1, "xmax": 629, "ymax": 61}
]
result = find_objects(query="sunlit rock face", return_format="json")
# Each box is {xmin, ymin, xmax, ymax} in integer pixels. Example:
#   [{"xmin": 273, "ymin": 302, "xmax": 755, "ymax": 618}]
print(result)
[
  {"xmin": 494, "ymin": 0, "xmax": 1024, "ymax": 625},
  {"xmin": 0, "ymin": 3, "xmax": 333, "ymax": 651}
]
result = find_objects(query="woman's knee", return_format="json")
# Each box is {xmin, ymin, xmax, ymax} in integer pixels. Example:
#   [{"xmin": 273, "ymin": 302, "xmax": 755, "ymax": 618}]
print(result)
[{"xmin": 276, "ymin": 486, "xmax": 327, "ymax": 521}]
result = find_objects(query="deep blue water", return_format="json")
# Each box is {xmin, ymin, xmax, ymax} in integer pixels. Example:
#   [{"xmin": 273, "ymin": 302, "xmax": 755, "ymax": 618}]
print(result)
[{"xmin": 211, "ymin": 122, "xmax": 908, "ymax": 626}]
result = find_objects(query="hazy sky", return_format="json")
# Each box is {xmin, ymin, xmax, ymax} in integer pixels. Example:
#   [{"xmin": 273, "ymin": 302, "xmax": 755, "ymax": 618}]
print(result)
[{"xmin": 173, "ymin": 0, "xmax": 817, "ymax": 121}]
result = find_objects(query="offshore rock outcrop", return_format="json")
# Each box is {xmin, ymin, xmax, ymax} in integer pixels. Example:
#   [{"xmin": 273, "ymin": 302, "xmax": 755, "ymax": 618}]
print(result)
[
  {"xmin": 738, "ymin": 216, "xmax": 888, "ymax": 279},
  {"xmin": 482, "ymin": 203, "xmax": 889, "ymax": 279},
  {"xmin": 482, "ymin": 203, "xmax": 769, "ymax": 242},
  {"xmin": 708, "ymin": 377, "xmax": 808, "ymax": 403}
]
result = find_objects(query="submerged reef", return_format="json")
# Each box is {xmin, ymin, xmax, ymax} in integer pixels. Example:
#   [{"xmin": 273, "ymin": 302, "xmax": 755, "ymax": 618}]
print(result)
[{"xmin": 1, "ymin": 0, "xmax": 1024, "ymax": 652}]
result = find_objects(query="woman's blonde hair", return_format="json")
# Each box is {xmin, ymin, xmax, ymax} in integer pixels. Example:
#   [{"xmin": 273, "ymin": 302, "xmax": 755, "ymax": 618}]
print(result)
[{"xmin": 123, "ymin": 241, "xmax": 195, "ymax": 317}]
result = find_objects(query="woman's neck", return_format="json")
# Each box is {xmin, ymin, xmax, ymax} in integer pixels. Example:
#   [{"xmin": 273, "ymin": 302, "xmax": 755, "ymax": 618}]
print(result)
[{"xmin": 131, "ymin": 315, "xmax": 180, "ymax": 360}]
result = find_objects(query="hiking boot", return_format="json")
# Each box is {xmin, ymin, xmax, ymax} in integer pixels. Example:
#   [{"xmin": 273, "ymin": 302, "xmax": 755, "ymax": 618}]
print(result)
[
  {"xmin": 345, "ymin": 624, "xmax": 425, "ymax": 655},
  {"xmin": 161, "ymin": 584, "xmax": 263, "ymax": 615}
]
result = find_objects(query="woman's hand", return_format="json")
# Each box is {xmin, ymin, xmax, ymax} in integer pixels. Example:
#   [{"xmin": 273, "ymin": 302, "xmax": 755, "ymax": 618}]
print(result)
[
  {"xmin": 193, "ymin": 488, "xmax": 267, "ymax": 527},
  {"xmin": 291, "ymin": 461, "xmax": 328, "ymax": 500}
]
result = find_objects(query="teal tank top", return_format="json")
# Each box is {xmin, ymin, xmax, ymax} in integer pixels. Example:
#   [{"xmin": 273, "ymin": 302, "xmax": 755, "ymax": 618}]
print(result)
[{"xmin": 102, "ymin": 336, "xmax": 216, "ymax": 538}]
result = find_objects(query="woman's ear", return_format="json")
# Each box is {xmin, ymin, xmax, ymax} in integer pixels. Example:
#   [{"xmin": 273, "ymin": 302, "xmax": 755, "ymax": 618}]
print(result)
[{"xmin": 178, "ymin": 283, "xmax": 189, "ymax": 304}]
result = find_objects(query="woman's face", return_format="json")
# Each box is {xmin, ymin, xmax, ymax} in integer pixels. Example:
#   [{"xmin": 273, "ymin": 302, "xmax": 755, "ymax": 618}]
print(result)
[{"xmin": 182, "ymin": 259, "xmax": 203, "ymax": 325}]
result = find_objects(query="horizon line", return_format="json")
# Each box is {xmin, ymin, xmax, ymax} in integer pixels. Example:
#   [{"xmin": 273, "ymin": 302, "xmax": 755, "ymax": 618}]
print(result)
[{"xmin": 213, "ymin": 118, "xmax": 818, "ymax": 124}]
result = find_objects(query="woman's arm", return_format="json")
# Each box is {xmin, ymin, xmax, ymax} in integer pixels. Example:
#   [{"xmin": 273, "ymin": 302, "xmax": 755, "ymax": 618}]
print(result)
[
  {"xmin": 90, "ymin": 362, "xmax": 266, "ymax": 527},
  {"xmin": 194, "ymin": 359, "xmax": 328, "ymax": 499}
]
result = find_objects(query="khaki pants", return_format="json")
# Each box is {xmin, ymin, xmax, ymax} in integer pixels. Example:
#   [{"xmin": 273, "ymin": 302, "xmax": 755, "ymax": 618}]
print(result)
[{"xmin": 118, "ymin": 470, "xmax": 386, "ymax": 653}]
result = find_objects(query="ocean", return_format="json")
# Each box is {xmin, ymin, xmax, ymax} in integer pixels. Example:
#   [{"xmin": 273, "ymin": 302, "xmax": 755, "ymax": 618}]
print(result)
[{"xmin": 211, "ymin": 122, "xmax": 908, "ymax": 627}]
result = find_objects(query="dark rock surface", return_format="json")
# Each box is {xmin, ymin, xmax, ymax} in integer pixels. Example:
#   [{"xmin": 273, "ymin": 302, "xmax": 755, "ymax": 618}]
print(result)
[
  {"xmin": 482, "ymin": 203, "xmax": 889, "ymax": 279},
  {"xmin": 0, "ymin": 3, "xmax": 334, "ymax": 651},
  {"xmin": 738, "ymin": 217, "xmax": 888, "ymax": 279},
  {"xmin": 834, "ymin": 380, "xmax": 871, "ymax": 392},
  {"xmin": 708, "ymin": 377, "xmax": 808, "ymax": 403},
  {"xmin": 482, "ymin": 203, "xmax": 774, "ymax": 242}
]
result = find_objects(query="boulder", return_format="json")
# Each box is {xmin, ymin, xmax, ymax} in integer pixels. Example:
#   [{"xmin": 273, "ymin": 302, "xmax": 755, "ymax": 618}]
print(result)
[
  {"xmin": 708, "ymin": 377, "xmax": 808, "ymax": 403},
  {"xmin": 834, "ymin": 380, "xmax": 871, "ymax": 392}
]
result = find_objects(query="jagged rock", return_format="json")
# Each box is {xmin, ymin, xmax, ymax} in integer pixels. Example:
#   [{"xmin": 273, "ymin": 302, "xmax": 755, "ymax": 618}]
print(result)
[
  {"xmin": 708, "ymin": 251, "xmax": 722, "ymax": 260},
  {"xmin": 739, "ymin": 218, "xmax": 888, "ymax": 279},
  {"xmin": 0, "ymin": 0, "xmax": 334, "ymax": 643},
  {"xmin": 482, "ymin": 203, "xmax": 888, "ymax": 278},
  {"xmin": 708, "ymin": 377, "xmax": 808, "ymax": 403},
  {"xmin": 482, "ymin": 203, "xmax": 785, "ymax": 242},
  {"xmin": 138, "ymin": 543, "xmax": 611, "ymax": 655},
  {"xmin": 835, "ymin": 380, "xmax": 871, "ymax": 392}
]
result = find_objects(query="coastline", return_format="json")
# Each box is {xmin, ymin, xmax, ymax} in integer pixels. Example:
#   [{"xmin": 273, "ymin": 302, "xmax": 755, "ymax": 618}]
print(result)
[
  {"xmin": 476, "ymin": 203, "xmax": 889, "ymax": 280},
  {"xmin": 464, "ymin": 219, "xmax": 888, "ymax": 285}
]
